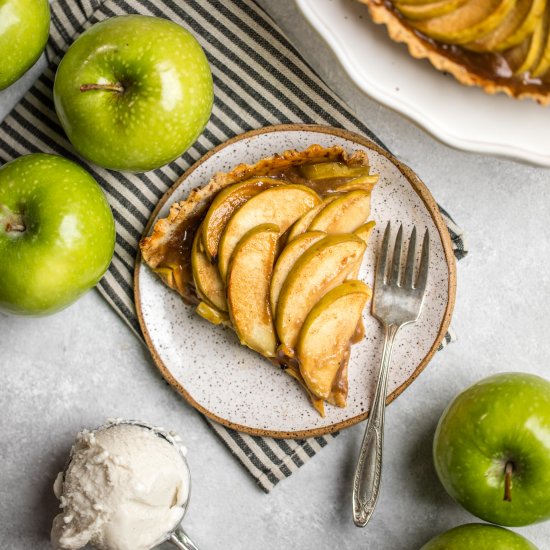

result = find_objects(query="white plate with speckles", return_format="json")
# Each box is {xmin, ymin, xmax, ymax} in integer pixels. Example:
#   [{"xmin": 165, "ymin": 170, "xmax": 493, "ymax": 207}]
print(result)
[
  {"xmin": 296, "ymin": 0, "xmax": 550, "ymax": 167},
  {"xmin": 135, "ymin": 125, "xmax": 456, "ymax": 438}
]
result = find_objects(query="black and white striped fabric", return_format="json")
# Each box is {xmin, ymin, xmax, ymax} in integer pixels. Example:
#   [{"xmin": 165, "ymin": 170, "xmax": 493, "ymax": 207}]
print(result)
[{"xmin": 0, "ymin": 0, "xmax": 467, "ymax": 492}]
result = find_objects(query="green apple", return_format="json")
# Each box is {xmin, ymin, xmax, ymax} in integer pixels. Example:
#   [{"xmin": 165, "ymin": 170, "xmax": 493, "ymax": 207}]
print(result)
[
  {"xmin": 420, "ymin": 523, "xmax": 538, "ymax": 550},
  {"xmin": 0, "ymin": 0, "xmax": 50, "ymax": 90},
  {"xmin": 0, "ymin": 154, "xmax": 115, "ymax": 315},
  {"xmin": 53, "ymin": 15, "xmax": 213, "ymax": 172},
  {"xmin": 434, "ymin": 373, "xmax": 550, "ymax": 526}
]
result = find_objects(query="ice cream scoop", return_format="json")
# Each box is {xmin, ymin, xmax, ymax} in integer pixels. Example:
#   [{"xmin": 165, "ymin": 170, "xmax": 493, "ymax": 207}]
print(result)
[{"xmin": 51, "ymin": 420, "xmax": 198, "ymax": 550}]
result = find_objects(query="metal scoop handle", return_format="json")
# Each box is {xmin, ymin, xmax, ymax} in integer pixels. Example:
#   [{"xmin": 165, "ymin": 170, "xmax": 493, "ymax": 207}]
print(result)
[{"xmin": 168, "ymin": 527, "xmax": 199, "ymax": 550}]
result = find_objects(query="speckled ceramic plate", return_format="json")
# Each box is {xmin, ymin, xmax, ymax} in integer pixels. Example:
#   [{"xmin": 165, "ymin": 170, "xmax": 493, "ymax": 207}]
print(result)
[{"xmin": 135, "ymin": 125, "xmax": 456, "ymax": 438}]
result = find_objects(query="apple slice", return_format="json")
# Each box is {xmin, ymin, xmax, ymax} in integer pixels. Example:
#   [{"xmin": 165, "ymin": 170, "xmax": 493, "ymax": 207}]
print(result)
[
  {"xmin": 515, "ymin": 14, "xmax": 548, "ymax": 74},
  {"xmin": 270, "ymin": 231, "xmax": 326, "ymax": 316},
  {"xmin": 196, "ymin": 301, "xmax": 229, "ymax": 325},
  {"xmin": 504, "ymin": 34, "xmax": 534, "ymax": 74},
  {"xmin": 504, "ymin": 0, "xmax": 546, "ymax": 50},
  {"xmin": 335, "ymin": 174, "xmax": 378, "ymax": 193},
  {"xmin": 300, "ymin": 162, "xmax": 369, "ymax": 181},
  {"xmin": 284, "ymin": 366, "xmax": 326, "ymax": 417},
  {"xmin": 191, "ymin": 225, "xmax": 227, "ymax": 312},
  {"xmin": 349, "ymin": 222, "xmax": 377, "ymax": 280},
  {"xmin": 308, "ymin": 190, "xmax": 371, "ymax": 234},
  {"xmin": 201, "ymin": 177, "xmax": 282, "ymax": 260},
  {"xmin": 218, "ymin": 185, "xmax": 320, "ymax": 280},
  {"xmin": 286, "ymin": 196, "xmax": 338, "ymax": 242},
  {"xmin": 412, "ymin": 0, "xmax": 517, "ymax": 45},
  {"xmin": 396, "ymin": 0, "xmax": 457, "ymax": 5},
  {"xmin": 299, "ymin": 162, "xmax": 370, "ymax": 180},
  {"xmin": 276, "ymin": 234, "xmax": 366, "ymax": 350},
  {"xmin": 297, "ymin": 281, "xmax": 372, "ymax": 400},
  {"xmin": 396, "ymin": 0, "xmax": 469, "ymax": 21},
  {"xmin": 227, "ymin": 223, "xmax": 279, "ymax": 357},
  {"xmin": 354, "ymin": 221, "xmax": 376, "ymax": 246},
  {"xmin": 465, "ymin": 0, "xmax": 544, "ymax": 52},
  {"xmin": 532, "ymin": 11, "xmax": 550, "ymax": 77}
]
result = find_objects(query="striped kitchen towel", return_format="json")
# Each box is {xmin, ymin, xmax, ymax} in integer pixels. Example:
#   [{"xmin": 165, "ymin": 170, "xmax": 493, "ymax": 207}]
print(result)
[{"xmin": 0, "ymin": 0, "xmax": 467, "ymax": 492}]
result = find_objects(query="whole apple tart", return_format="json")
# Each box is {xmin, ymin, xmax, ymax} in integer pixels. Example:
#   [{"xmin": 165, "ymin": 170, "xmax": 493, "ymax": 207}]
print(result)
[
  {"xmin": 140, "ymin": 145, "xmax": 377, "ymax": 416},
  {"xmin": 358, "ymin": 0, "xmax": 550, "ymax": 104}
]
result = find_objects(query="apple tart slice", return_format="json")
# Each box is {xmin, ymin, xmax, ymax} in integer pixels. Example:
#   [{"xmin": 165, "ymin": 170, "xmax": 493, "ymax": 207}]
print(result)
[{"xmin": 140, "ymin": 145, "xmax": 377, "ymax": 415}]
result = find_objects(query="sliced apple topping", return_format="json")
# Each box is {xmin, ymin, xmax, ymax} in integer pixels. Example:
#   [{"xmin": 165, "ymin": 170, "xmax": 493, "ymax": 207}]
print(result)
[
  {"xmin": 196, "ymin": 301, "xmax": 229, "ymax": 325},
  {"xmin": 297, "ymin": 281, "xmax": 372, "ymax": 400},
  {"xmin": 270, "ymin": 231, "xmax": 326, "ymax": 316},
  {"xmin": 217, "ymin": 185, "xmax": 320, "ymax": 280},
  {"xmin": 284, "ymin": 366, "xmax": 327, "ymax": 417},
  {"xmin": 299, "ymin": 161, "xmax": 370, "ymax": 180},
  {"xmin": 514, "ymin": 14, "xmax": 547, "ymax": 75},
  {"xmin": 349, "ymin": 221, "xmax": 377, "ymax": 279},
  {"xmin": 354, "ymin": 220, "xmax": 377, "ymax": 245},
  {"xmin": 531, "ymin": 10, "xmax": 550, "ymax": 77},
  {"xmin": 308, "ymin": 190, "xmax": 371, "ymax": 234},
  {"xmin": 395, "ymin": 0, "xmax": 454, "ymax": 5},
  {"xmin": 395, "ymin": 0, "xmax": 470, "ymax": 21},
  {"xmin": 227, "ymin": 223, "xmax": 280, "ymax": 357},
  {"xmin": 141, "ymin": 145, "xmax": 379, "ymax": 416},
  {"xmin": 191, "ymin": 225, "xmax": 227, "ymax": 312},
  {"xmin": 465, "ymin": 0, "xmax": 545, "ymax": 52},
  {"xmin": 276, "ymin": 234, "xmax": 366, "ymax": 351},
  {"xmin": 201, "ymin": 176, "xmax": 282, "ymax": 261},
  {"xmin": 335, "ymin": 173, "xmax": 378, "ymax": 193},
  {"xmin": 410, "ymin": 0, "xmax": 517, "ymax": 45},
  {"xmin": 286, "ymin": 196, "xmax": 338, "ymax": 242}
]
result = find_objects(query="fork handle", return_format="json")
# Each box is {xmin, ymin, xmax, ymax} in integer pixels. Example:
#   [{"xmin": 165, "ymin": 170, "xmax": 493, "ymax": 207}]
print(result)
[{"xmin": 352, "ymin": 323, "xmax": 399, "ymax": 527}]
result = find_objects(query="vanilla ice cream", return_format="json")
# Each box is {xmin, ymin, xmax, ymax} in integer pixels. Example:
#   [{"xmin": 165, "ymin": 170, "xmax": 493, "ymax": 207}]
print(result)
[{"xmin": 51, "ymin": 421, "xmax": 190, "ymax": 550}]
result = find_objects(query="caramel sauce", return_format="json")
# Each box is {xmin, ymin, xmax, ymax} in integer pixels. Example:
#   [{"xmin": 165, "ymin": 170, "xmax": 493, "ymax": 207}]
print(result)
[
  {"xmin": 156, "ymin": 209, "xmax": 204, "ymax": 305},
  {"xmin": 261, "ymin": 166, "xmax": 362, "ymax": 197},
  {"xmin": 351, "ymin": 318, "xmax": 366, "ymax": 345},
  {"xmin": 330, "ymin": 348, "xmax": 350, "ymax": 408}
]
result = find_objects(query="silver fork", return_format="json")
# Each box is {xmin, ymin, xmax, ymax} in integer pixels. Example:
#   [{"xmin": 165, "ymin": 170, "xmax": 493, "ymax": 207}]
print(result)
[{"xmin": 352, "ymin": 222, "xmax": 430, "ymax": 527}]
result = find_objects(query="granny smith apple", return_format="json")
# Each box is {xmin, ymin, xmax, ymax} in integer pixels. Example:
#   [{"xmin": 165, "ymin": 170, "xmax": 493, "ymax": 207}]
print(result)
[
  {"xmin": 53, "ymin": 15, "xmax": 213, "ymax": 172},
  {"xmin": 420, "ymin": 523, "xmax": 538, "ymax": 550},
  {"xmin": 0, "ymin": 154, "xmax": 115, "ymax": 315},
  {"xmin": 434, "ymin": 373, "xmax": 550, "ymax": 526},
  {"xmin": 0, "ymin": 0, "xmax": 50, "ymax": 90}
]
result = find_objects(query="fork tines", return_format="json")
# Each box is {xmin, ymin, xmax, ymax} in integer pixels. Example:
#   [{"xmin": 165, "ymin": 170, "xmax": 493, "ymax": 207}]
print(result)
[{"xmin": 377, "ymin": 222, "xmax": 429, "ymax": 291}]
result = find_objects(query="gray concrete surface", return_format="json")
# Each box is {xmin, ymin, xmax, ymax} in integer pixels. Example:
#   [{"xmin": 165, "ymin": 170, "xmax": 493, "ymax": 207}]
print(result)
[{"xmin": 2, "ymin": 2, "xmax": 550, "ymax": 549}]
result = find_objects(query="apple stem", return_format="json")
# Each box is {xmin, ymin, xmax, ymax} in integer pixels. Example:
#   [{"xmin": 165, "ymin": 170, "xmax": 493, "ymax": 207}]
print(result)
[
  {"xmin": 6, "ymin": 222, "xmax": 25, "ymax": 232},
  {"xmin": 1, "ymin": 207, "xmax": 25, "ymax": 234},
  {"xmin": 80, "ymin": 83, "xmax": 125, "ymax": 94},
  {"xmin": 504, "ymin": 461, "xmax": 514, "ymax": 502}
]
